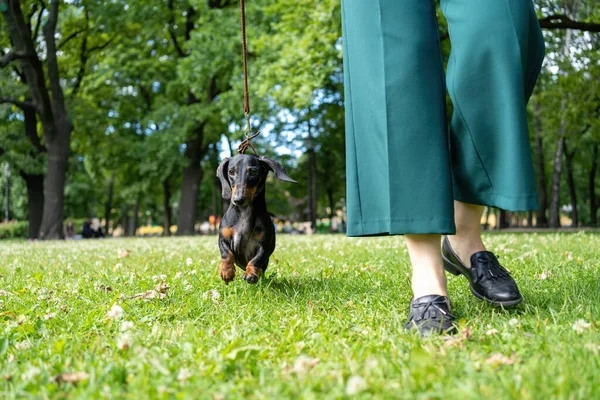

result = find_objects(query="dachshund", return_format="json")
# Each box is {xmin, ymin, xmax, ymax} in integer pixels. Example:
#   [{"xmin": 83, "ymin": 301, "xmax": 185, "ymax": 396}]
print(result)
[{"xmin": 216, "ymin": 154, "xmax": 296, "ymax": 284}]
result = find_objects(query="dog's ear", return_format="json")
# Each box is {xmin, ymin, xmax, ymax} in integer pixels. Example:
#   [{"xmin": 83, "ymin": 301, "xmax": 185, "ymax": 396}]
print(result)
[
  {"xmin": 216, "ymin": 157, "xmax": 232, "ymax": 200},
  {"xmin": 259, "ymin": 156, "xmax": 297, "ymax": 183}
]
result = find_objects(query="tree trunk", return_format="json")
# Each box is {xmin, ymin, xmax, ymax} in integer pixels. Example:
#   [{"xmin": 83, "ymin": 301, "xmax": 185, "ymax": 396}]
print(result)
[
  {"xmin": 307, "ymin": 124, "xmax": 317, "ymax": 230},
  {"xmin": 548, "ymin": 24, "xmax": 572, "ymax": 229},
  {"xmin": 177, "ymin": 124, "xmax": 206, "ymax": 236},
  {"xmin": 126, "ymin": 195, "xmax": 140, "ymax": 237},
  {"xmin": 549, "ymin": 136, "xmax": 565, "ymax": 228},
  {"xmin": 494, "ymin": 208, "xmax": 500, "ymax": 230},
  {"xmin": 527, "ymin": 210, "xmax": 533, "ymax": 227},
  {"xmin": 499, "ymin": 210, "xmax": 510, "ymax": 229},
  {"xmin": 564, "ymin": 144, "xmax": 578, "ymax": 227},
  {"xmin": 327, "ymin": 188, "xmax": 335, "ymax": 218},
  {"xmin": 104, "ymin": 174, "xmax": 115, "ymax": 234},
  {"xmin": 121, "ymin": 205, "xmax": 129, "ymax": 236},
  {"xmin": 3, "ymin": 163, "xmax": 9, "ymax": 221},
  {"xmin": 177, "ymin": 164, "xmax": 202, "ymax": 235},
  {"xmin": 533, "ymin": 100, "xmax": 548, "ymax": 227},
  {"xmin": 483, "ymin": 207, "xmax": 491, "ymax": 230},
  {"xmin": 132, "ymin": 196, "xmax": 140, "ymax": 236},
  {"xmin": 163, "ymin": 179, "xmax": 172, "ymax": 236},
  {"xmin": 21, "ymin": 173, "xmax": 44, "ymax": 239},
  {"xmin": 2, "ymin": 0, "xmax": 73, "ymax": 239},
  {"xmin": 590, "ymin": 143, "xmax": 598, "ymax": 226},
  {"xmin": 39, "ymin": 143, "xmax": 69, "ymax": 239},
  {"xmin": 20, "ymin": 103, "xmax": 45, "ymax": 238},
  {"xmin": 39, "ymin": 1, "xmax": 73, "ymax": 239}
]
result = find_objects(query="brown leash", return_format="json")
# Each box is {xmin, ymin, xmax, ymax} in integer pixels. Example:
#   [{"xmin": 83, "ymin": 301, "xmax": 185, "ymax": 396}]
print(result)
[{"xmin": 237, "ymin": 0, "xmax": 258, "ymax": 155}]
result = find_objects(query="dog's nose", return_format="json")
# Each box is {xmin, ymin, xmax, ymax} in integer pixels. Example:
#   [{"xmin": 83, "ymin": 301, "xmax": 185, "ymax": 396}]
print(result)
[{"xmin": 232, "ymin": 197, "xmax": 245, "ymax": 206}]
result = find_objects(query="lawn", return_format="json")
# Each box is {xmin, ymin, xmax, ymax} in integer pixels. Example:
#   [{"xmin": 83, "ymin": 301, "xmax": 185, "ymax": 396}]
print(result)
[{"xmin": 1, "ymin": 233, "xmax": 599, "ymax": 399}]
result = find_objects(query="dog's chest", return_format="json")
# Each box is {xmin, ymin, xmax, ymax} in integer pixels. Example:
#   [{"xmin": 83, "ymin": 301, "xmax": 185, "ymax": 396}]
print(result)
[{"xmin": 231, "ymin": 223, "xmax": 261, "ymax": 265}]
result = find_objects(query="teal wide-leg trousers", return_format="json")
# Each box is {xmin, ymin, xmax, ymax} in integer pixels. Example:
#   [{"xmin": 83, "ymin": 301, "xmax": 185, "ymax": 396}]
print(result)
[{"xmin": 342, "ymin": 0, "xmax": 545, "ymax": 236}]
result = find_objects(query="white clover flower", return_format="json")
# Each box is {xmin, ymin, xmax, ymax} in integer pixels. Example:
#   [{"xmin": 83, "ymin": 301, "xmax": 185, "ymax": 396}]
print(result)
[
  {"xmin": 21, "ymin": 366, "xmax": 41, "ymax": 381},
  {"xmin": 202, "ymin": 290, "xmax": 220, "ymax": 303},
  {"xmin": 177, "ymin": 368, "xmax": 192, "ymax": 382},
  {"xmin": 107, "ymin": 304, "xmax": 124, "ymax": 320},
  {"xmin": 346, "ymin": 376, "xmax": 367, "ymax": 395},
  {"xmin": 508, "ymin": 318, "xmax": 519, "ymax": 326},
  {"xmin": 175, "ymin": 271, "xmax": 183, "ymax": 279},
  {"xmin": 117, "ymin": 334, "xmax": 131, "ymax": 350},
  {"xmin": 15, "ymin": 341, "xmax": 32, "ymax": 351},
  {"xmin": 584, "ymin": 343, "xmax": 600, "ymax": 353},
  {"xmin": 43, "ymin": 312, "xmax": 56, "ymax": 320},
  {"xmin": 186, "ymin": 258, "xmax": 193, "ymax": 266},
  {"xmin": 185, "ymin": 284, "xmax": 193, "ymax": 291},
  {"xmin": 365, "ymin": 358, "xmax": 379, "ymax": 373},
  {"xmin": 573, "ymin": 319, "xmax": 592, "ymax": 334},
  {"xmin": 289, "ymin": 355, "xmax": 319, "ymax": 376},
  {"xmin": 121, "ymin": 321, "xmax": 135, "ymax": 331},
  {"xmin": 535, "ymin": 270, "xmax": 552, "ymax": 280}
]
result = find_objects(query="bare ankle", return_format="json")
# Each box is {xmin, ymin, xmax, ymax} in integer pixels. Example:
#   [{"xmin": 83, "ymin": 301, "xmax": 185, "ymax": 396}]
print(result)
[
  {"xmin": 405, "ymin": 234, "xmax": 448, "ymax": 298},
  {"xmin": 447, "ymin": 234, "xmax": 486, "ymax": 268}
]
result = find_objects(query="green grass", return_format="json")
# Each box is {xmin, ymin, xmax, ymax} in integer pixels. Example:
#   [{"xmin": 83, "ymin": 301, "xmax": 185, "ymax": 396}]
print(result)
[{"xmin": 1, "ymin": 233, "xmax": 599, "ymax": 399}]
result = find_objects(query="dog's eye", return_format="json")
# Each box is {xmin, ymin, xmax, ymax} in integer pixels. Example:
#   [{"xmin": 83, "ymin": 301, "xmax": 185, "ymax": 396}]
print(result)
[
  {"xmin": 228, "ymin": 169, "xmax": 235, "ymax": 176},
  {"xmin": 249, "ymin": 168, "xmax": 258, "ymax": 177}
]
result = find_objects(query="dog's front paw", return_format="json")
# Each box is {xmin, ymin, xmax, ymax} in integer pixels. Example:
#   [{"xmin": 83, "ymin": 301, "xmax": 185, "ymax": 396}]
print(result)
[
  {"xmin": 242, "ymin": 273, "xmax": 259, "ymax": 284},
  {"xmin": 220, "ymin": 254, "xmax": 235, "ymax": 284},
  {"xmin": 242, "ymin": 262, "xmax": 261, "ymax": 284},
  {"xmin": 220, "ymin": 267, "xmax": 235, "ymax": 284}
]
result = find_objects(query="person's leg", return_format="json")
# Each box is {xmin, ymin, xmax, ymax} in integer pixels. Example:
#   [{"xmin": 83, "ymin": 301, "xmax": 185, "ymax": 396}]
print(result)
[
  {"xmin": 440, "ymin": 0, "xmax": 544, "ymax": 306},
  {"xmin": 442, "ymin": 0, "xmax": 545, "ymax": 210},
  {"xmin": 406, "ymin": 234, "xmax": 447, "ymax": 297},
  {"xmin": 342, "ymin": 0, "xmax": 455, "ymax": 334},
  {"xmin": 447, "ymin": 201, "xmax": 486, "ymax": 268}
]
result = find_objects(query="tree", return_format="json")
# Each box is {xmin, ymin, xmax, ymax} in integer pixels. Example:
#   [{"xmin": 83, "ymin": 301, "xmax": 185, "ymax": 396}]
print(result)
[{"xmin": 1, "ymin": 0, "xmax": 119, "ymax": 238}]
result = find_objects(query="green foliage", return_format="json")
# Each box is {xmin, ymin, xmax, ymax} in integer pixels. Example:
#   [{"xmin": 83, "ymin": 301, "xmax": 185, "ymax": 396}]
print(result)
[
  {"xmin": 0, "ymin": 218, "xmax": 88, "ymax": 240},
  {"xmin": 0, "ymin": 221, "xmax": 28, "ymax": 239},
  {"xmin": 0, "ymin": 167, "xmax": 27, "ymax": 221},
  {"xmin": 2, "ymin": 0, "xmax": 600, "ymax": 232},
  {"xmin": 529, "ymin": 1, "xmax": 600, "ymax": 224}
]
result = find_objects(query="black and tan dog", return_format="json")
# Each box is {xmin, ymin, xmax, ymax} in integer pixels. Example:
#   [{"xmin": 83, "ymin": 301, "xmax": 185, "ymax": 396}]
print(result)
[{"xmin": 216, "ymin": 154, "xmax": 296, "ymax": 284}]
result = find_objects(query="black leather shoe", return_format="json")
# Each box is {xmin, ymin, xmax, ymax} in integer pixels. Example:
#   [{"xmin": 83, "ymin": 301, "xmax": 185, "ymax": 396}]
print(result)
[
  {"xmin": 404, "ymin": 295, "xmax": 457, "ymax": 336},
  {"xmin": 442, "ymin": 237, "xmax": 522, "ymax": 307}
]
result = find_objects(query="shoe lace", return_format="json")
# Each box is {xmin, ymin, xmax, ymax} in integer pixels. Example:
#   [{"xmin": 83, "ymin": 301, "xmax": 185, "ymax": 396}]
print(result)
[
  {"xmin": 411, "ymin": 298, "xmax": 455, "ymax": 322},
  {"xmin": 474, "ymin": 253, "xmax": 511, "ymax": 282}
]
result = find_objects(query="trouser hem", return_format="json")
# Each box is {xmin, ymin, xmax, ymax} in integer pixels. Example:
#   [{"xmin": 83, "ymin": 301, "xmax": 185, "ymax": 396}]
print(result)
[
  {"xmin": 454, "ymin": 192, "xmax": 539, "ymax": 212},
  {"xmin": 346, "ymin": 217, "xmax": 456, "ymax": 237}
]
